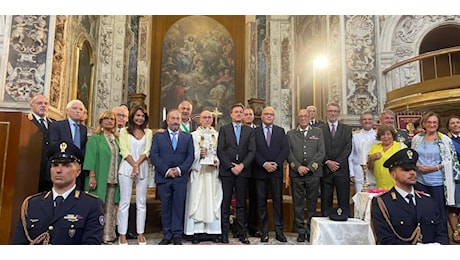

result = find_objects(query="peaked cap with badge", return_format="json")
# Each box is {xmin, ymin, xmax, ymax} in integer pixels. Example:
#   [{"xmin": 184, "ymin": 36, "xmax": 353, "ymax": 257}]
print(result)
[
  {"xmin": 383, "ymin": 148, "xmax": 418, "ymax": 169},
  {"xmin": 47, "ymin": 141, "xmax": 84, "ymax": 164}
]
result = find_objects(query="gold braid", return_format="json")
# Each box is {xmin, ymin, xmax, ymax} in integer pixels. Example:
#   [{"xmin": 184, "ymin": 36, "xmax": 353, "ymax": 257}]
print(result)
[
  {"xmin": 377, "ymin": 196, "xmax": 422, "ymax": 244},
  {"xmin": 20, "ymin": 194, "xmax": 50, "ymax": 245}
]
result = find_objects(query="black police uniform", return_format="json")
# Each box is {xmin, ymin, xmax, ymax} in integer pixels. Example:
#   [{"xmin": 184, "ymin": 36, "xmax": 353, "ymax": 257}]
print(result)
[
  {"xmin": 370, "ymin": 148, "xmax": 449, "ymax": 245},
  {"xmin": 10, "ymin": 141, "xmax": 105, "ymax": 245}
]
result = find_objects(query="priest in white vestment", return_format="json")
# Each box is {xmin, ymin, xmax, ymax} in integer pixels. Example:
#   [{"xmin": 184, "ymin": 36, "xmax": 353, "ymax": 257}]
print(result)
[{"xmin": 184, "ymin": 110, "xmax": 223, "ymax": 244}]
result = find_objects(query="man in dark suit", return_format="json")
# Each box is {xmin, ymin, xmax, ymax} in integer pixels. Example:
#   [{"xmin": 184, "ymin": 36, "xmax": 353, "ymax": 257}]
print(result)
[
  {"xmin": 306, "ymin": 105, "xmax": 325, "ymax": 127},
  {"xmin": 151, "ymin": 109, "xmax": 195, "ymax": 245},
  {"xmin": 28, "ymin": 94, "xmax": 55, "ymax": 192},
  {"xmin": 243, "ymin": 107, "xmax": 261, "ymax": 237},
  {"xmin": 287, "ymin": 108, "xmax": 326, "ymax": 243},
  {"xmin": 217, "ymin": 103, "xmax": 256, "ymax": 244},
  {"xmin": 371, "ymin": 148, "xmax": 449, "ymax": 245},
  {"xmin": 318, "ymin": 102, "xmax": 352, "ymax": 216},
  {"xmin": 161, "ymin": 100, "xmax": 199, "ymax": 133},
  {"xmin": 253, "ymin": 106, "xmax": 289, "ymax": 243},
  {"xmin": 49, "ymin": 99, "xmax": 88, "ymax": 190},
  {"xmin": 11, "ymin": 141, "xmax": 105, "ymax": 245}
]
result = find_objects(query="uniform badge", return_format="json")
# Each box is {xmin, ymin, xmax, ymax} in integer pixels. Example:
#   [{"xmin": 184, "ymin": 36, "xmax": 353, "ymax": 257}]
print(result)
[
  {"xmin": 312, "ymin": 162, "xmax": 318, "ymax": 170},
  {"xmin": 68, "ymin": 224, "xmax": 76, "ymax": 238},
  {"xmin": 99, "ymin": 215, "xmax": 105, "ymax": 226}
]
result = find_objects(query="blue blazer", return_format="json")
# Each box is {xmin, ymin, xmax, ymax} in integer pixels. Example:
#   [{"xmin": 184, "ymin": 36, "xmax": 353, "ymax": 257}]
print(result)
[
  {"xmin": 150, "ymin": 130, "xmax": 194, "ymax": 185},
  {"xmin": 253, "ymin": 124, "xmax": 289, "ymax": 179},
  {"xmin": 49, "ymin": 119, "xmax": 87, "ymax": 154}
]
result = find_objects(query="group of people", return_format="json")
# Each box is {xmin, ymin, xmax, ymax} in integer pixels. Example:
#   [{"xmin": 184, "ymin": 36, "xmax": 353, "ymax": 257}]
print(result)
[{"xmin": 10, "ymin": 95, "xmax": 460, "ymax": 245}]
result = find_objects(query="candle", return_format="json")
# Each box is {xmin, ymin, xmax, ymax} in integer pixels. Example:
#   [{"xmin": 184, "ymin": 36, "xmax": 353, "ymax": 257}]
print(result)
[
  {"xmin": 162, "ymin": 107, "xmax": 166, "ymax": 121},
  {"xmin": 361, "ymin": 139, "xmax": 367, "ymax": 165}
]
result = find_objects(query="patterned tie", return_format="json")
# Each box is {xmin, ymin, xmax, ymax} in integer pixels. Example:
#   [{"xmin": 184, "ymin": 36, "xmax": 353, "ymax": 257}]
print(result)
[
  {"xmin": 266, "ymin": 126, "xmax": 271, "ymax": 147},
  {"xmin": 54, "ymin": 195, "xmax": 64, "ymax": 214},
  {"xmin": 331, "ymin": 124, "xmax": 336, "ymax": 137},
  {"xmin": 171, "ymin": 132, "xmax": 177, "ymax": 150},
  {"xmin": 235, "ymin": 124, "xmax": 241, "ymax": 145},
  {"xmin": 73, "ymin": 123, "xmax": 81, "ymax": 149},
  {"xmin": 39, "ymin": 118, "xmax": 47, "ymax": 130}
]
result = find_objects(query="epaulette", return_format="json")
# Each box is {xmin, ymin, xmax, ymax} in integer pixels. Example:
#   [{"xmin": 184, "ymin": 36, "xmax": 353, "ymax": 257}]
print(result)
[
  {"xmin": 415, "ymin": 190, "xmax": 430, "ymax": 197},
  {"xmin": 84, "ymin": 191, "xmax": 101, "ymax": 199},
  {"xmin": 352, "ymin": 129, "xmax": 361, "ymax": 134},
  {"xmin": 391, "ymin": 191, "xmax": 397, "ymax": 200}
]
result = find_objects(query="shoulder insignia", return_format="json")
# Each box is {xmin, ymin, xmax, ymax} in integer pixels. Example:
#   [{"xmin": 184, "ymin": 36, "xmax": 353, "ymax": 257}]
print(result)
[
  {"xmin": 99, "ymin": 215, "xmax": 105, "ymax": 226},
  {"xmin": 74, "ymin": 190, "xmax": 80, "ymax": 198},
  {"xmin": 312, "ymin": 162, "xmax": 318, "ymax": 170},
  {"xmin": 43, "ymin": 191, "xmax": 51, "ymax": 199},
  {"xmin": 84, "ymin": 191, "xmax": 101, "ymax": 199},
  {"xmin": 290, "ymin": 161, "xmax": 296, "ymax": 169},
  {"xmin": 391, "ymin": 191, "xmax": 397, "ymax": 200}
]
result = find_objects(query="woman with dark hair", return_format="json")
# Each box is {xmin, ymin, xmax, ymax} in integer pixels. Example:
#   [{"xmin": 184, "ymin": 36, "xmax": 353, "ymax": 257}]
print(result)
[
  {"xmin": 412, "ymin": 111, "xmax": 460, "ymax": 243},
  {"xmin": 444, "ymin": 115, "xmax": 460, "ymax": 243},
  {"xmin": 84, "ymin": 110, "xmax": 120, "ymax": 244},
  {"xmin": 117, "ymin": 106, "xmax": 153, "ymax": 245},
  {"xmin": 368, "ymin": 125, "xmax": 407, "ymax": 189}
]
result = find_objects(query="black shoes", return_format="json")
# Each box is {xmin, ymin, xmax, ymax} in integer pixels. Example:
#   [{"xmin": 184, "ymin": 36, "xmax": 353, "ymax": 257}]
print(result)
[
  {"xmin": 221, "ymin": 234, "xmax": 229, "ymax": 244},
  {"xmin": 126, "ymin": 231, "xmax": 137, "ymax": 239},
  {"xmin": 296, "ymin": 233, "xmax": 306, "ymax": 242},
  {"xmin": 158, "ymin": 238, "xmax": 172, "ymax": 245},
  {"xmin": 173, "ymin": 237, "xmax": 182, "ymax": 245},
  {"xmin": 239, "ymin": 235, "xmax": 250, "ymax": 244},
  {"xmin": 260, "ymin": 234, "xmax": 269, "ymax": 243},
  {"xmin": 191, "ymin": 235, "xmax": 200, "ymax": 244},
  {"xmin": 248, "ymin": 230, "xmax": 262, "ymax": 237},
  {"xmin": 275, "ymin": 233, "xmax": 287, "ymax": 242}
]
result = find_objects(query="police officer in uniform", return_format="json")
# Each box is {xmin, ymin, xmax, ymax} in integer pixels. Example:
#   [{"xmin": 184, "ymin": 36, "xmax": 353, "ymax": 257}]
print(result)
[
  {"xmin": 11, "ymin": 141, "xmax": 105, "ymax": 245},
  {"xmin": 371, "ymin": 148, "xmax": 449, "ymax": 245}
]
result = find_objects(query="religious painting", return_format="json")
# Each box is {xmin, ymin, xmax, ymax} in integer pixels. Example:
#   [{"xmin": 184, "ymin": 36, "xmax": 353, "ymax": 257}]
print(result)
[
  {"xmin": 73, "ymin": 39, "xmax": 94, "ymax": 126},
  {"xmin": 160, "ymin": 16, "xmax": 235, "ymax": 127}
]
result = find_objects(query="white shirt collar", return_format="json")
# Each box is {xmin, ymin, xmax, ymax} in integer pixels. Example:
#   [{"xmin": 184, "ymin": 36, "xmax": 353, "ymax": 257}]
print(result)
[{"xmin": 52, "ymin": 185, "xmax": 76, "ymax": 200}]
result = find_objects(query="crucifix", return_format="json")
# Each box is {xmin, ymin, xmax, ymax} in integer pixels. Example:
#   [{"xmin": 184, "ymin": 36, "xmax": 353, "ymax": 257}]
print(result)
[{"xmin": 211, "ymin": 107, "xmax": 223, "ymax": 128}]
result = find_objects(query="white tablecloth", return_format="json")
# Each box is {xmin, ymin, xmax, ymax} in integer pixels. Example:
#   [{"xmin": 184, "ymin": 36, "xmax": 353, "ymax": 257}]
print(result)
[
  {"xmin": 352, "ymin": 192, "xmax": 381, "ymax": 221},
  {"xmin": 310, "ymin": 217, "xmax": 375, "ymax": 245}
]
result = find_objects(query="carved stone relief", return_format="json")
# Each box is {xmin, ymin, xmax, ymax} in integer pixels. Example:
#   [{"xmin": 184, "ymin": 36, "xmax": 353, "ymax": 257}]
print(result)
[
  {"xmin": 49, "ymin": 15, "xmax": 66, "ymax": 109},
  {"xmin": 5, "ymin": 15, "xmax": 50, "ymax": 102}
]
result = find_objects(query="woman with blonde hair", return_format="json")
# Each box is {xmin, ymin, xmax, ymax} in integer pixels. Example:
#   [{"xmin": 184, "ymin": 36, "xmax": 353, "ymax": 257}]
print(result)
[
  {"xmin": 117, "ymin": 105, "xmax": 153, "ymax": 245},
  {"xmin": 84, "ymin": 110, "xmax": 120, "ymax": 244},
  {"xmin": 412, "ymin": 111, "xmax": 460, "ymax": 242}
]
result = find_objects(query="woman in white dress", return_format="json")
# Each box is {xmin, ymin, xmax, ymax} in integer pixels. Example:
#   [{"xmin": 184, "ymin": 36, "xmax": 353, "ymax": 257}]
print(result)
[{"xmin": 117, "ymin": 106, "xmax": 153, "ymax": 245}]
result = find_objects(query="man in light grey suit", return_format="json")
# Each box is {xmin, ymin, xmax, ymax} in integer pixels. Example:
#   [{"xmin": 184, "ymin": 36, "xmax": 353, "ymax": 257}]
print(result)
[{"xmin": 286, "ymin": 108, "xmax": 325, "ymax": 243}]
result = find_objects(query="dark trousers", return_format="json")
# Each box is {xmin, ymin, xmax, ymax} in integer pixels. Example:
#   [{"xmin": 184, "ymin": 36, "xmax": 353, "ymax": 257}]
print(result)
[
  {"xmin": 255, "ymin": 177, "xmax": 284, "ymax": 235},
  {"xmin": 320, "ymin": 173, "xmax": 350, "ymax": 216},
  {"xmin": 291, "ymin": 175, "xmax": 320, "ymax": 235},
  {"xmin": 247, "ymin": 177, "xmax": 259, "ymax": 233},
  {"xmin": 221, "ymin": 175, "xmax": 248, "ymax": 236}
]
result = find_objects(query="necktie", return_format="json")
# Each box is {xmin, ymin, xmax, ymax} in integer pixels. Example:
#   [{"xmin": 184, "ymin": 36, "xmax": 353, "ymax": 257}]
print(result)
[
  {"xmin": 171, "ymin": 132, "xmax": 177, "ymax": 150},
  {"xmin": 406, "ymin": 194, "xmax": 415, "ymax": 208},
  {"xmin": 54, "ymin": 195, "xmax": 64, "ymax": 214},
  {"xmin": 310, "ymin": 120, "xmax": 314, "ymax": 126},
  {"xmin": 331, "ymin": 124, "xmax": 336, "ymax": 137},
  {"xmin": 235, "ymin": 124, "xmax": 241, "ymax": 145},
  {"xmin": 73, "ymin": 123, "xmax": 81, "ymax": 148},
  {"xmin": 39, "ymin": 118, "xmax": 47, "ymax": 130},
  {"xmin": 266, "ymin": 126, "xmax": 271, "ymax": 147}
]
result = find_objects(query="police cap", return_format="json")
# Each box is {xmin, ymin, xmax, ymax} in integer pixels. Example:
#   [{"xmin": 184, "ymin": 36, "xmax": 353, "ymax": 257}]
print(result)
[
  {"xmin": 326, "ymin": 207, "xmax": 349, "ymax": 221},
  {"xmin": 47, "ymin": 141, "xmax": 84, "ymax": 164},
  {"xmin": 383, "ymin": 148, "xmax": 418, "ymax": 169}
]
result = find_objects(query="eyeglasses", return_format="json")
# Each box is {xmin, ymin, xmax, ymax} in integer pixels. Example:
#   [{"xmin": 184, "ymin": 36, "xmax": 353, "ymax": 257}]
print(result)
[
  {"xmin": 326, "ymin": 110, "xmax": 340, "ymax": 113},
  {"xmin": 103, "ymin": 117, "xmax": 115, "ymax": 121}
]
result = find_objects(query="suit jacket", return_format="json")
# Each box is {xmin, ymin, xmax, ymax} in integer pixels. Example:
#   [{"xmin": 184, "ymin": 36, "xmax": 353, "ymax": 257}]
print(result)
[
  {"xmin": 27, "ymin": 113, "xmax": 55, "ymax": 184},
  {"xmin": 253, "ymin": 124, "xmax": 289, "ymax": 179},
  {"xmin": 11, "ymin": 189, "xmax": 105, "ymax": 245},
  {"xmin": 49, "ymin": 119, "xmax": 88, "ymax": 154},
  {"xmin": 287, "ymin": 126, "xmax": 326, "ymax": 177},
  {"xmin": 371, "ymin": 187, "xmax": 449, "ymax": 245},
  {"xmin": 151, "ymin": 130, "xmax": 195, "ymax": 185},
  {"xmin": 319, "ymin": 122, "xmax": 352, "ymax": 177},
  {"xmin": 217, "ymin": 123, "xmax": 256, "ymax": 178}
]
